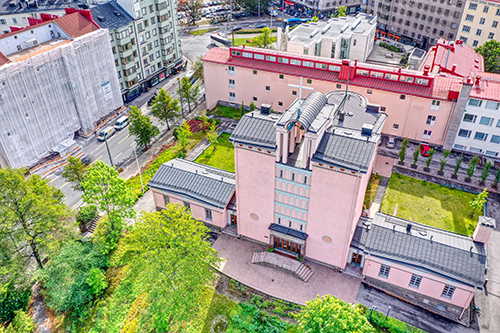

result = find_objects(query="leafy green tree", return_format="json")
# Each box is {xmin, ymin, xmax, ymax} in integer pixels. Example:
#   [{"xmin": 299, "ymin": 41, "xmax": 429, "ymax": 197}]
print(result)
[
  {"xmin": 399, "ymin": 138, "xmax": 408, "ymax": 163},
  {"xmin": 252, "ymin": 27, "xmax": 277, "ymax": 49},
  {"xmin": 0, "ymin": 168, "xmax": 74, "ymax": 271},
  {"xmin": 150, "ymin": 88, "xmax": 181, "ymax": 131},
  {"xmin": 336, "ymin": 6, "xmax": 347, "ymax": 17},
  {"xmin": 480, "ymin": 161, "xmax": 492, "ymax": 184},
  {"xmin": 238, "ymin": 0, "xmax": 270, "ymax": 12},
  {"xmin": 39, "ymin": 241, "xmax": 108, "ymax": 317},
  {"xmin": 413, "ymin": 144, "xmax": 421, "ymax": 165},
  {"xmin": 180, "ymin": 77, "xmax": 200, "ymax": 114},
  {"xmin": 475, "ymin": 40, "xmax": 500, "ymax": 73},
  {"xmin": 177, "ymin": 121, "xmax": 192, "ymax": 153},
  {"xmin": 87, "ymin": 268, "xmax": 108, "ymax": 296},
  {"xmin": 439, "ymin": 150, "xmax": 451, "ymax": 173},
  {"xmin": 129, "ymin": 106, "xmax": 160, "ymax": 149},
  {"xmin": 311, "ymin": 16, "xmax": 319, "ymax": 22},
  {"xmin": 494, "ymin": 168, "xmax": 500, "ymax": 187},
  {"xmin": 116, "ymin": 205, "xmax": 221, "ymax": 332},
  {"xmin": 250, "ymin": 101, "xmax": 256, "ymax": 111},
  {"xmin": 0, "ymin": 282, "xmax": 31, "ymax": 324},
  {"xmin": 469, "ymin": 188, "xmax": 488, "ymax": 218},
  {"xmin": 425, "ymin": 148, "xmax": 435, "ymax": 168},
  {"xmin": 61, "ymin": 156, "xmax": 88, "ymax": 192},
  {"xmin": 5, "ymin": 310, "xmax": 35, "ymax": 333},
  {"xmin": 199, "ymin": 110, "xmax": 211, "ymax": 133},
  {"xmin": 240, "ymin": 100, "xmax": 246, "ymax": 118},
  {"xmin": 296, "ymin": 295, "xmax": 375, "ymax": 333},
  {"xmin": 81, "ymin": 161, "xmax": 135, "ymax": 251},
  {"xmin": 453, "ymin": 154, "xmax": 463, "ymax": 177},
  {"xmin": 178, "ymin": 0, "xmax": 203, "ymax": 25},
  {"xmin": 192, "ymin": 56, "xmax": 205, "ymax": 84},
  {"xmin": 206, "ymin": 123, "xmax": 219, "ymax": 152},
  {"xmin": 466, "ymin": 156, "xmax": 480, "ymax": 181}
]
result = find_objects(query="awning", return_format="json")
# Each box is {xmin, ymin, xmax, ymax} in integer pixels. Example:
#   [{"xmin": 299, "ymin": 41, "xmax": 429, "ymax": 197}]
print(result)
[
  {"xmin": 173, "ymin": 60, "xmax": 184, "ymax": 69},
  {"xmin": 268, "ymin": 223, "xmax": 308, "ymax": 244}
]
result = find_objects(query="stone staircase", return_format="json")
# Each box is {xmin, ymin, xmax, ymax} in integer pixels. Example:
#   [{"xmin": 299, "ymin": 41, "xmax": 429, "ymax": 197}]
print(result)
[{"xmin": 251, "ymin": 251, "xmax": 314, "ymax": 282}]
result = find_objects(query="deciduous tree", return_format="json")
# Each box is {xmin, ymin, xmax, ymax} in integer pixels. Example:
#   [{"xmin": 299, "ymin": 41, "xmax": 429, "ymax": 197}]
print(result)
[
  {"xmin": 180, "ymin": 77, "xmax": 200, "ymax": 114},
  {"xmin": 475, "ymin": 40, "xmax": 500, "ymax": 73},
  {"xmin": 466, "ymin": 155, "xmax": 480, "ymax": 181},
  {"xmin": 336, "ymin": 6, "xmax": 347, "ymax": 17},
  {"xmin": 150, "ymin": 88, "xmax": 181, "ymax": 131},
  {"xmin": 238, "ymin": 0, "xmax": 270, "ymax": 12},
  {"xmin": 469, "ymin": 188, "xmax": 488, "ymax": 218},
  {"xmin": 177, "ymin": 121, "xmax": 192, "ymax": 153},
  {"xmin": 206, "ymin": 123, "xmax": 219, "ymax": 152},
  {"xmin": 252, "ymin": 27, "xmax": 277, "ymax": 49},
  {"xmin": 178, "ymin": 0, "xmax": 203, "ymax": 25},
  {"xmin": 129, "ymin": 106, "xmax": 160, "ymax": 149},
  {"xmin": 0, "ymin": 168, "xmax": 74, "ymax": 272},
  {"xmin": 61, "ymin": 156, "xmax": 88, "ymax": 192},
  {"xmin": 193, "ymin": 56, "xmax": 205, "ymax": 84},
  {"xmin": 399, "ymin": 138, "xmax": 408, "ymax": 163},
  {"xmin": 439, "ymin": 150, "xmax": 451, "ymax": 173},
  {"xmin": 116, "ymin": 205, "xmax": 221, "ymax": 332},
  {"xmin": 296, "ymin": 295, "xmax": 375, "ymax": 333}
]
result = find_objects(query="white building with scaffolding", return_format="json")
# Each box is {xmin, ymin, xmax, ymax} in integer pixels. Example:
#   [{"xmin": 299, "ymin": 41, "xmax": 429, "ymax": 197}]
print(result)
[{"xmin": 0, "ymin": 10, "xmax": 122, "ymax": 169}]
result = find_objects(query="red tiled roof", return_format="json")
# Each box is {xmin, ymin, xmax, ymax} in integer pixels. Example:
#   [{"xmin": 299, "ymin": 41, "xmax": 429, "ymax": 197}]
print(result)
[
  {"xmin": 0, "ymin": 52, "xmax": 10, "ymax": 66},
  {"xmin": 203, "ymin": 47, "xmax": 463, "ymax": 100},
  {"xmin": 420, "ymin": 38, "xmax": 484, "ymax": 78},
  {"xmin": 53, "ymin": 12, "xmax": 100, "ymax": 38}
]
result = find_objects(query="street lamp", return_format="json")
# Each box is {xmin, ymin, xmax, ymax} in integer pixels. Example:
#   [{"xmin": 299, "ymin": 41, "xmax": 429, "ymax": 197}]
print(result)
[
  {"xmin": 368, "ymin": 305, "xmax": 377, "ymax": 322},
  {"xmin": 133, "ymin": 143, "xmax": 144, "ymax": 193},
  {"xmin": 177, "ymin": 77, "xmax": 185, "ymax": 118},
  {"xmin": 104, "ymin": 135, "xmax": 114, "ymax": 168},
  {"xmin": 385, "ymin": 306, "xmax": 392, "ymax": 320}
]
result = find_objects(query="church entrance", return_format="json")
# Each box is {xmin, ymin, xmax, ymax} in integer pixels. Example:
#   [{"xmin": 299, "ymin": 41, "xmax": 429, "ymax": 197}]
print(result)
[{"xmin": 274, "ymin": 236, "xmax": 302, "ymax": 255}]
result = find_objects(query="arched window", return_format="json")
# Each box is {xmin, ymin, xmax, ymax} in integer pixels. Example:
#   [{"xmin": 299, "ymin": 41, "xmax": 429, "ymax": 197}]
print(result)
[
  {"xmin": 289, "ymin": 220, "xmax": 292, "ymax": 228},
  {"xmin": 304, "ymin": 175, "xmax": 308, "ymax": 184},
  {"xmin": 278, "ymin": 217, "xmax": 281, "ymax": 225},
  {"xmin": 280, "ymin": 169, "xmax": 283, "ymax": 178},
  {"xmin": 291, "ymin": 172, "xmax": 295, "ymax": 181}
]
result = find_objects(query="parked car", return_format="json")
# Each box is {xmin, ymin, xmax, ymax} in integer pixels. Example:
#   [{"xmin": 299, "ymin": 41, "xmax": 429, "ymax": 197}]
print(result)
[
  {"xmin": 81, "ymin": 155, "xmax": 92, "ymax": 165},
  {"xmin": 233, "ymin": 26, "xmax": 243, "ymax": 31},
  {"xmin": 97, "ymin": 126, "xmax": 116, "ymax": 142},
  {"xmin": 386, "ymin": 136, "xmax": 396, "ymax": 148},
  {"xmin": 148, "ymin": 95, "xmax": 157, "ymax": 106},
  {"xmin": 114, "ymin": 116, "xmax": 129, "ymax": 131},
  {"xmin": 255, "ymin": 24, "xmax": 267, "ymax": 28},
  {"xmin": 420, "ymin": 144, "xmax": 431, "ymax": 157}
]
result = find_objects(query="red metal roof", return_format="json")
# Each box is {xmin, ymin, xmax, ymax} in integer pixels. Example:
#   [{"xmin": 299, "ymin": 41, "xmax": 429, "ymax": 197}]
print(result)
[
  {"xmin": 53, "ymin": 12, "xmax": 100, "ymax": 38},
  {"xmin": 0, "ymin": 52, "xmax": 10, "ymax": 66}
]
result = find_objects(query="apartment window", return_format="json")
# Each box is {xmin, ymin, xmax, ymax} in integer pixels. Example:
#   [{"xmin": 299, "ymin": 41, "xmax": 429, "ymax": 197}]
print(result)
[
  {"xmin": 465, "ymin": 14, "xmax": 474, "ymax": 21},
  {"xmin": 485, "ymin": 150, "xmax": 499, "ymax": 156},
  {"xmin": 336, "ymin": 84, "xmax": 342, "ymax": 89},
  {"xmin": 409, "ymin": 274, "xmax": 422, "ymax": 288},
  {"xmin": 476, "ymin": 29, "xmax": 482, "ymax": 36},
  {"xmin": 146, "ymin": 31, "xmax": 150, "ymax": 39},
  {"xmin": 307, "ymin": 79, "xmax": 312, "ymax": 84},
  {"xmin": 483, "ymin": 5, "xmax": 489, "ymax": 13},
  {"xmin": 462, "ymin": 25, "xmax": 470, "ymax": 33},
  {"xmin": 184, "ymin": 201, "xmax": 190, "ymax": 210},
  {"xmin": 279, "ymin": 74, "xmax": 284, "ymax": 80},
  {"xmin": 480, "ymin": 17, "xmax": 486, "ymax": 25},
  {"xmin": 163, "ymin": 195, "xmax": 170, "ymax": 205},
  {"xmin": 278, "ymin": 101, "xmax": 283, "ymax": 107},
  {"xmin": 149, "ymin": 4, "xmax": 154, "ymax": 12},
  {"xmin": 253, "ymin": 70, "xmax": 257, "ymax": 75},
  {"xmin": 486, "ymin": 101, "xmax": 500, "ymax": 109},
  {"xmin": 423, "ymin": 129, "xmax": 432, "ymax": 138},
  {"xmin": 463, "ymin": 114, "xmax": 477, "ymax": 123},
  {"xmin": 154, "ymin": 40, "xmax": 159, "ymax": 47},
  {"xmin": 458, "ymin": 129, "xmax": 471, "ymax": 138},
  {"xmin": 497, "ymin": 119, "xmax": 500, "ymax": 127},
  {"xmin": 474, "ymin": 132, "xmax": 488, "ymax": 141},
  {"xmin": 497, "ymin": 8, "xmax": 500, "ymax": 16},
  {"xmin": 291, "ymin": 173, "xmax": 295, "ymax": 181},
  {"xmin": 265, "ymin": 86, "xmax": 270, "ymax": 91},
  {"xmin": 393, "ymin": 124, "xmax": 400, "ymax": 130},
  {"xmin": 400, "ymin": 94, "xmax": 406, "ymax": 100},
  {"xmin": 205, "ymin": 209, "xmax": 212, "ymax": 221},
  {"xmin": 489, "ymin": 32, "xmax": 495, "ymax": 39},
  {"xmin": 135, "ymin": 10, "xmax": 140, "ymax": 18},
  {"xmin": 229, "ymin": 92, "xmax": 235, "ymax": 101},
  {"xmin": 468, "ymin": 98, "xmax": 482, "ymax": 107},
  {"xmin": 441, "ymin": 285, "xmax": 455, "ymax": 299},
  {"xmin": 379, "ymin": 265, "xmax": 391, "ymax": 278},
  {"xmin": 457, "ymin": 0, "xmax": 462, "ymax": 7},
  {"xmin": 493, "ymin": 21, "xmax": 499, "ymax": 28},
  {"xmin": 229, "ymin": 79, "xmax": 235, "ymax": 88},
  {"xmin": 473, "ymin": 40, "xmax": 479, "ymax": 47},
  {"xmin": 491, "ymin": 135, "xmax": 500, "ymax": 144},
  {"xmin": 142, "ymin": 7, "xmax": 147, "ymax": 15},
  {"xmin": 468, "ymin": 2, "xmax": 477, "ymax": 10},
  {"xmin": 470, "ymin": 147, "xmax": 482, "ymax": 153},
  {"xmin": 0, "ymin": 19, "xmax": 6, "ymax": 25},
  {"xmin": 253, "ymin": 96, "xmax": 257, "ymax": 102},
  {"xmin": 426, "ymin": 115, "xmax": 436, "ymax": 126},
  {"xmin": 479, "ymin": 116, "xmax": 493, "ymax": 126},
  {"xmin": 292, "ymin": 90, "xmax": 297, "ymax": 96},
  {"xmin": 228, "ymin": 65, "xmax": 235, "ymax": 75},
  {"xmin": 367, "ymin": 89, "xmax": 373, "ymax": 94}
]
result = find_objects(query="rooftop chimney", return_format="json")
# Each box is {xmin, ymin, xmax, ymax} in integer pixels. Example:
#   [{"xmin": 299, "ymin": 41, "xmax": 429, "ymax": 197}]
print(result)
[
  {"xmin": 260, "ymin": 103, "xmax": 271, "ymax": 115},
  {"xmin": 338, "ymin": 111, "xmax": 345, "ymax": 122},
  {"xmin": 406, "ymin": 223, "xmax": 412, "ymax": 233},
  {"xmin": 475, "ymin": 75, "xmax": 481, "ymax": 86},
  {"xmin": 451, "ymin": 64, "xmax": 457, "ymax": 73},
  {"xmin": 423, "ymin": 65, "xmax": 430, "ymax": 76}
]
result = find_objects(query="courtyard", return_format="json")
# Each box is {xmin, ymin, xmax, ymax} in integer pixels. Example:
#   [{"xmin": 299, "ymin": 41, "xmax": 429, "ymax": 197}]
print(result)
[
  {"xmin": 194, "ymin": 132, "xmax": 235, "ymax": 172},
  {"xmin": 380, "ymin": 173, "xmax": 479, "ymax": 236}
]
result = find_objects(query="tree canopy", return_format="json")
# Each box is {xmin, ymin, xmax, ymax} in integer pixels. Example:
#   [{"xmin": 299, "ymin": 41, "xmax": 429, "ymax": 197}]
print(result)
[
  {"xmin": 180, "ymin": 77, "xmax": 200, "ymax": 114},
  {"xmin": 238, "ymin": 0, "xmax": 270, "ymax": 12},
  {"xmin": 116, "ymin": 205, "xmax": 221, "ymax": 332},
  {"xmin": 150, "ymin": 88, "xmax": 181, "ymax": 131},
  {"xmin": 252, "ymin": 27, "xmax": 277, "ymax": 49},
  {"xmin": 178, "ymin": 0, "xmax": 203, "ymax": 25},
  {"xmin": 475, "ymin": 40, "xmax": 500, "ymax": 73},
  {"xmin": 61, "ymin": 156, "xmax": 88, "ymax": 192},
  {"xmin": 129, "ymin": 105, "xmax": 160, "ymax": 148},
  {"xmin": 296, "ymin": 295, "xmax": 375, "ymax": 333}
]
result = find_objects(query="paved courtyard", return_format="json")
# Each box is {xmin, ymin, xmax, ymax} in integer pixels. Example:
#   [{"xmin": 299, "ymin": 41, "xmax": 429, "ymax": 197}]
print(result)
[{"xmin": 212, "ymin": 233, "xmax": 362, "ymax": 305}]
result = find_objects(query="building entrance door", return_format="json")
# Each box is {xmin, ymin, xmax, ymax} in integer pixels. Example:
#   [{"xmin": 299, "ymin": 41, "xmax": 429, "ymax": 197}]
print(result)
[
  {"xmin": 274, "ymin": 237, "xmax": 301, "ymax": 255},
  {"xmin": 230, "ymin": 214, "xmax": 237, "ymax": 225},
  {"xmin": 351, "ymin": 253, "xmax": 363, "ymax": 266}
]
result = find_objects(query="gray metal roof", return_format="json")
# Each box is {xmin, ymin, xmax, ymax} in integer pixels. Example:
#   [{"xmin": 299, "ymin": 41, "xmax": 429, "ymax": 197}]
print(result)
[
  {"xmin": 229, "ymin": 111, "xmax": 277, "ymax": 149},
  {"xmin": 148, "ymin": 159, "xmax": 236, "ymax": 209},
  {"xmin": 312, "ymin": 134, "xmax": 376, "ymax": 173},
  {"xmin": 269, "ymin": 223, "xmax": 308, "ymax": 241},
  {"xmin": 364, "ymin": 213, "xmax": 486, "ymax": 288},
  {"xmin": 91, "ymin": 1, "xmax": 134, "ymax": 31},
  {"xmin": 292, "ymin": 92, "xmax": 327, "ymax": 130}
]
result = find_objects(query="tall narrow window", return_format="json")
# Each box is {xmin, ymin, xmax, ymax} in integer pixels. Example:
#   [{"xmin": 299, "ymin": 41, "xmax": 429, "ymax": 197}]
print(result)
[
  {"xmin": 205, "ymin": 209, "xmax": 212, "ymax": 221},
  {"xmin": 163, "ymin": 195, "xmax": 169, "ymax": 206},
  {"xmin": 409, "ymin": 274, "xmax": 422, "ymax": 288},
  {"xmin": 291, "ymin": 173, "xmax": 295, "ymax": 181},
  {"xmin": 184, "ymin": 202, "xmax": 190, "ymax": 210},
  {"xmin": 304, "ymin": 175, "xmax": 308, "ymax": 184},
  {"xmin": 379, "ymin": 265, "xmax": 391, "ymax": 278},
  {"xmin": 441, "ymin": 285, "xmax": 455, "ymax": 299}
]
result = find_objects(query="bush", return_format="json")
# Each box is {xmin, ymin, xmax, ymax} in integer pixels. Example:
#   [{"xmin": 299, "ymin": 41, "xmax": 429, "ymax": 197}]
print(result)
[
  {"xmin": 371, "ymin": 310, "xmax": 407, "ymax": 333},
  {"xmin": 76, "ymin": 205, "xmax": 98, "ymax": 224},
  {"xmin": 0, "ymin": 284, "xmax": 32, "ymax": 324}
]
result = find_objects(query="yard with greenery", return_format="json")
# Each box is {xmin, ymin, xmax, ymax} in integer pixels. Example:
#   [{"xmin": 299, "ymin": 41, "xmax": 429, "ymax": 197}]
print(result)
[
  {"xmin": 363, "ymin": 174, "xmax": 382, "ymax": 210},
  {"xmin": 194, "ymin": 133, "xmax": 235, "ymax": 173},
  {"xmin": 380, "ymin": 174, "xmax": 478, "ymax": 235},
  {"xmin": 209, "ymin": 105, "xmax": 243, "ymax": 119},
  {"xmin": 188, "ymin": 28, "xmax": 215, "ymax": 35}
]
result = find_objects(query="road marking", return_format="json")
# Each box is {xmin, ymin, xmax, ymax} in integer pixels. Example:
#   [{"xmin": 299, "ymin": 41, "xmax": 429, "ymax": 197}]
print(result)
[
  {"xmin": 51, "ymin": 176, "xmax": 59, "ymax": 183},
  {"xmin": 72, "ymin": 198, "xmax": 84, "ymax": 210},
  {"xmin": 118, "ymin": 135, "xmax": 130, "ymax": 144},
  {"xmin": 91, "ymin": 155, "xmax": 103, "ymax": 165},
  {"xmin": 59, "ymin": 182, "xmax": 68, "ymax": 189},
  {"xmin": 116, "ymin": 152, "xmax": 123, "ymax": 159}
]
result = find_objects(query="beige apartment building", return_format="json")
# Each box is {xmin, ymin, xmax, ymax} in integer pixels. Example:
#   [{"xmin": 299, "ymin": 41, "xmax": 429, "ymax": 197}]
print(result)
[{"xmin": 457, "ymin": 0, "xmax": 500, "ymax": 47}]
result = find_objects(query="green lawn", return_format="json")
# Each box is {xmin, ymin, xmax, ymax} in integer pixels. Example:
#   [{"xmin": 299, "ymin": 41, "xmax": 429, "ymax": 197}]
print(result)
[
  {"xmin": 195, "ymin": 133, "xmax": 235, "ymax": 173},
  {"xmin": 209, "ymin": 105, "xmax": 242, "ymax": 119},
  {"xmin": 380, "ymin": 174, "xmax": 478, "ymax": 235},
  {"xmin": 363, "ymin": 174, "xmax": 382, "ymax": 210},
  {"xmin": 232, "ymin": 37, "xmax": 253, "ymax": 46},
  {"xmin": 188, "ymin": 28, "xmax": 215, "ymax": 35},
  {"xmin": 234, "ymin": 28, "xmax": 278, "ymax": 34}
]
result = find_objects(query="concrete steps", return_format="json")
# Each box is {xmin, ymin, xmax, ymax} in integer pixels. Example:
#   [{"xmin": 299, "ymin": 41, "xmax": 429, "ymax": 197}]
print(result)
[{"xmin": 251, "ymin": 251, "xmax": 314, "ymax": 282}]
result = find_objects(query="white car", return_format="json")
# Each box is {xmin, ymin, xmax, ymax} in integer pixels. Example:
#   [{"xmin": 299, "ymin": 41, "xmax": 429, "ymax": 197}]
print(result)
[{"xmin": 386, "ymin": 136, "xmax": 396, "ymax": 149}]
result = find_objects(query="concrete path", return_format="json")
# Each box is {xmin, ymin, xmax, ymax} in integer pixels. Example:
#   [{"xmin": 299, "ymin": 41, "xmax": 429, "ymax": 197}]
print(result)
[
  {"xmin": 31, "ymin": 282, "xmax": 51, "ymax": 333},
  {"xmin": 368, "ymin": 176, "xmax": 389, "ymax": 218},
  {"xmin": 185, "ymin": 137, "xmax": 210, "ymax": 161},
  {"xmin": 212, "ymin": 233, "xmax": 361, "ymax": 305}
]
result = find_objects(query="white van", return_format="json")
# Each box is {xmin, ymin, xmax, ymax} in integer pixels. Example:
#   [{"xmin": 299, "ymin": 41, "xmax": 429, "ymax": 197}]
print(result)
[
  {"xmin": 114, "ymin": 116, "xmax": 129, "ymax": 131},
  {"xmin": 97, "ymin": 126, "xmax": 115, "ymax": 141}
]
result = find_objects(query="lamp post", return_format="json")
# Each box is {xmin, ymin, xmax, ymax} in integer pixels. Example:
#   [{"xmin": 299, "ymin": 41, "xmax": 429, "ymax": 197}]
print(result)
[
  {"xmin": 177, "ymin": 77, "xmax": 185, "ymax": 118},
  {"xmin": 133, "ymin": 143, "xmax": 144, "ymax": 193},
  {"xmin": 385, "ymin": 306, "xmax": 392, "ymax": 320},
  {"xmin": 368, "ymin": 305, "xmax": 377, "ymax": 322},
  {"xmin": 104, "ymin": 135, "xmax": 114, "ymax": 168}
]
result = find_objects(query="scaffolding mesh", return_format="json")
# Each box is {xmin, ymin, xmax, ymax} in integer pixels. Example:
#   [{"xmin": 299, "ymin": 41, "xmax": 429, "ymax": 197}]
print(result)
[{"xmin": 0, "ymin": 29, "xmax": 122, "ymax": 168}]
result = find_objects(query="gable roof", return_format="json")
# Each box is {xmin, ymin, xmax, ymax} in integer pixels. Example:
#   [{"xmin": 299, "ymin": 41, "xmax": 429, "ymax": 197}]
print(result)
[
  {"xmin": 91, "ymin": 1, "xmax": 134, "ymax": 30},
  {"xmin": 364, "ymin": 213, "xmax": 486, "ymax": 288},
  {"xmin": 54, "ymin": 12, "xmax": 100, "ymax": 38},
  {"xmin": 229, "ymin": 112, "xmax": 277, "ymax": 149},
  {"xmin": 148, "ymin": 159, "xmax": 236, "ymax": 209}
]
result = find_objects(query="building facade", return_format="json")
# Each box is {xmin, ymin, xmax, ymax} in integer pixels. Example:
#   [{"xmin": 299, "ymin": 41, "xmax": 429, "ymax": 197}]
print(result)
[
  {"xmin": 284, "ymin": 0, "xmax": 363, "ymax": 17},
  {"xmin": 457, "ymin": 0, "xmax": 500, "ymax": 48},
  {"xmin": 362, "ymin": 0, "xmax": 464, "ymax": 49},
  {"xmin": 0, "ymin": 10, "xmax": 122, "ymax": 168},
  {"xmin": 286, "ymin": 14, "xmax": 377, "ymax": 62}
]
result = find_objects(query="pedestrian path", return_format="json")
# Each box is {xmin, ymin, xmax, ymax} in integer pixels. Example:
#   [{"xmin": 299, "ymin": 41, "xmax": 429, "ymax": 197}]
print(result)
[{"xmin": 369, "ymin": 176, "xmax": 389, "ymax": 218}]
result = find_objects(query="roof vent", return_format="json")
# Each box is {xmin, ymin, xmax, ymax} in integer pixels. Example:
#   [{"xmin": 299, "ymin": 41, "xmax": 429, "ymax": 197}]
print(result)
[
  {"xmin": 361, "ymin": 124, "xmax": 373, "ymax": 136},
  {"xmin": 310, "ymin": 28, "xmax": 319, "ymax": 38},
  {"xmin": 322, "ymin": 24, "xmax": 331, "ymax": 34},
  {"xmin": 113, "ymin": 11, "xmax": 121, "ymax": 16},
  {"xmin": 340, "ymin": 23, "xmax": 349, "ymax": 33},
  {"xmin": 338, "ymin": 111, "xmax": 345, "ymax": 122},
  {"xmin": 97, "ymin": 15, "xmax": 105, "ymax": 21},
  {"xmin": 351, "ymin": 18, "xmax": 361, "ymax": 30},
  {"xmin": 260, "ymin": 103, "xmax": 271, "ymax": 115},
  {"xmin": 366, "ymin": 103, "xmax": 380, "ymax": 113},
  {"xmin": 406, "ymin": 223, "xmax": 412, "ymax": 233}
]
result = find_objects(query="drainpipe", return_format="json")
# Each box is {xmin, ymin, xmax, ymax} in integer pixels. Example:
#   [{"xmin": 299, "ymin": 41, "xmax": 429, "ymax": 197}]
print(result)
[
  {"xmin": 459, "ymin": 290, "xmax": 475, "ymax": 321},
  {"xmin": 401, "ymin": 95, "xmax": 413, "ymax": 138}
]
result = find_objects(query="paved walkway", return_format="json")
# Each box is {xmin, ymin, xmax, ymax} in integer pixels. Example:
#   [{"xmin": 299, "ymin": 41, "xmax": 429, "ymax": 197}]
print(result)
[
  {"xmin": 368, "ymin": 176, "xmax": 389, "ymax": 218},
  {"xmin": 212, "ymin": 233, "xmax": 362, "ymax": 305},
  {"xmin": 373, "ymin": 154, "xmax": 396, "ymax": 177},
  {"xmin": 31, "ymin": 282, "xmax": 51, "ymax": 333}
]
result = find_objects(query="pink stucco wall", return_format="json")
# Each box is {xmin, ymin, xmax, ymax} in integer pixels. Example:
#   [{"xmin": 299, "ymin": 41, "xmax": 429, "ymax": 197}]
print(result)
[
  {"xmin": 151, "ymin": 188, "xmax": 230, "ymax": 229},
  {"xmin": 363, "ymin": 257, "xmax": 476, "ymax": 309},
  {"xmin": 203, "ymin": 61, "xmax": 453, "ymax": 145},
  {"xmin": 234, "ymin": 146, "xmax": 277, "ymax": 243},
  {"xmin": 306, "ymin": 164, "xmax": 372, "ymax": 268}
]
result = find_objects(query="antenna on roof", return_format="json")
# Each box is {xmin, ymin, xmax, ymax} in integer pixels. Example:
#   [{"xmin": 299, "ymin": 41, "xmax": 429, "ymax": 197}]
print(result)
[{"xmin": 345, "ymin": 60, "xmax": 351, "ymax": 99}]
